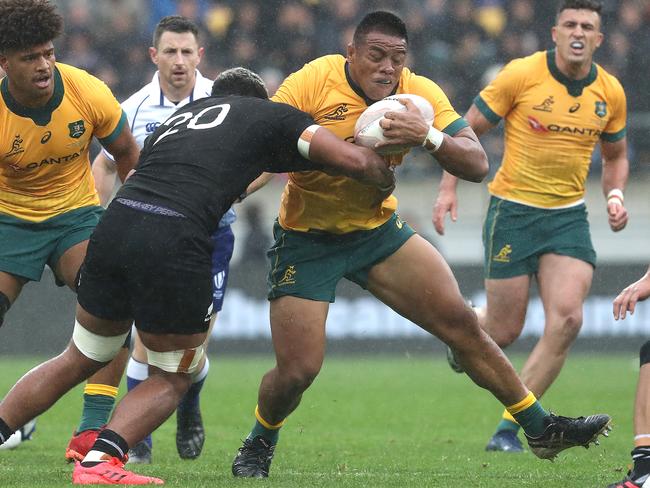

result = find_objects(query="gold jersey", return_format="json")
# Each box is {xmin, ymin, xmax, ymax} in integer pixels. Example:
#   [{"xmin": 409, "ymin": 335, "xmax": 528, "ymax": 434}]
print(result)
[
  {"xmin": 273, "ymin": 54, "xmax": 466, "ymax": 233},
  {"xmin": 478, "ymin": 50, "xmax": 626, "ymax": 208},
  {"xmin": 0, "ymin": 63, "xmax": 126, "ymax": 222}
]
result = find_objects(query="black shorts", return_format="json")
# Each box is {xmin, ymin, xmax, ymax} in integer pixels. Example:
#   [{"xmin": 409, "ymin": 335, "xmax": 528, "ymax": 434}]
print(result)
[{"xmin": 77, "ymin": 201, "xmax": 213, "ymax": 334}]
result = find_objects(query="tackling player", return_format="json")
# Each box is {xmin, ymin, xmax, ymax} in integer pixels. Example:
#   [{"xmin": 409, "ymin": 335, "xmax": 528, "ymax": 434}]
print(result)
[
  {"xmin": 0, "ymin": 67, "xmax": 396, "ymax": 485},
  {"xmin": 0, "ymin": 0, "xmax": 138, "ymax": 448},
  {"xmin": 65, "ymin": 15, "xmax": 226, "ymax": 465},
  {"xmin": 231, "ymin": 10, "xmax": 612, "ymax": 478},
  {"xmin": 435, "ymin": 0, "xmax": 630, "ymax": 452}
]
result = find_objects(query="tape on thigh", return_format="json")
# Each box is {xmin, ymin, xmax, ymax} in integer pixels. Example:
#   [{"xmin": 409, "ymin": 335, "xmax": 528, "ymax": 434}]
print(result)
[
  {"xmin": 72, "ymin": 320, "xmax": 129, "ymax": 362},
  {"xmin": 146, "ymin": 344, "xmax": 205, "ymax": 374}
]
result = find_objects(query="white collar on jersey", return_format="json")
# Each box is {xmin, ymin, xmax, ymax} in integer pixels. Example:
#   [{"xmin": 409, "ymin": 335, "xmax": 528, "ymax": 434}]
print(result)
[{"xmin": 147, "ymin": 69, "xmax": 213, "ymax": 108}]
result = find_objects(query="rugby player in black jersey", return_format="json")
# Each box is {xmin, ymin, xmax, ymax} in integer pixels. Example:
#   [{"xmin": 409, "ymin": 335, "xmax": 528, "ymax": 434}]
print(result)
[{"xmin": 0, "ymin": 67, "xmax": 394, "ymax": 485}]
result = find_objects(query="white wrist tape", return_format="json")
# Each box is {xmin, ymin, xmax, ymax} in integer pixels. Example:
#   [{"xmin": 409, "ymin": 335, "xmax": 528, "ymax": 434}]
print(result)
[
  {"xmin": 297, "ymin": 124, "xmax": 321, "ymax": 159},
  {"xmin": 607, "ymin": 188, "xmax": 624, "ymax": 205},
  {"xmin": 72, "ymin": 320, "xmax": 129, "ymax": 363},
  {"xmin": 422, "ymin": 126, "xmax": 444, "ymax": 153}
]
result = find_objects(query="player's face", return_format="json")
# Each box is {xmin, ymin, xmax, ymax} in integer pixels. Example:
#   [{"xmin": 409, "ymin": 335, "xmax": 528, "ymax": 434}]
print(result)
[
  {"xmin": 552, "ymin": 9, "xmax": 603, "ymax": 74},
  {"xmin": 0, "ymin": 41, "xmax": 56, "ymax": 107},
  {"xmin": 150, "ymin": 31, "xmax": 204, "ymax": 90},
  {"xmin": 347, "ymin": 31, "xmax": 407, "ymax": 102}
]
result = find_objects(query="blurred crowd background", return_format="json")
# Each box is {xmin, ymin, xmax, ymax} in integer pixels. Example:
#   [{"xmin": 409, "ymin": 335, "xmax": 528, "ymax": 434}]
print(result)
[{"xmin": 43, "ymin": 0, "xmax": 650, "ymax": 177}]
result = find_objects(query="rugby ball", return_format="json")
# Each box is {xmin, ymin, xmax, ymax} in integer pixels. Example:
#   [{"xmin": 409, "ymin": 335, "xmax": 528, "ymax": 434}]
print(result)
[{"xmin": 354, "ymin": 94, "xmax": 434, "ymax": 154}]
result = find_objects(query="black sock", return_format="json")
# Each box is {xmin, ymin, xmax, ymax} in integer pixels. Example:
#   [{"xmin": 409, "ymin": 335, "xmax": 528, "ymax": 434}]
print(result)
[
  {"xmin": 631, "ymin": 447, "xmax": 650, "ymax": 480},
  {"xmin": 81, "ymin": 429, "xmax": 129, "ymax": 467},
  {"xmin": 0, "ymin": 417, "xmax": 14, "ymax": 444}
]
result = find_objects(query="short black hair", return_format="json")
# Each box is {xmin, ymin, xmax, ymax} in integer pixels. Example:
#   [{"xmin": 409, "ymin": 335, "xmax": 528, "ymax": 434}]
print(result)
[
  {"xmin": 211, "ymin": 67, "xmax": 269, "ymax": 99},
  {"xmin": 353, "ymin": 11, "xmax": 408, "ymax": 46},
  {"xmin": 0, "ymin": 0, "xmax": 63, "ymax": 54},
  {"xmin": 557, "ymin": 0, "xmax": 603, "ymax": 20},
  {"xmin": 153, "ymin": 15, "xmax": 200, "ymax": 48}
]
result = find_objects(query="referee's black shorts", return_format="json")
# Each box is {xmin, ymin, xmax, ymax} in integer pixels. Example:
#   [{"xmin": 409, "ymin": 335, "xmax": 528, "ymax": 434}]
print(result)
[{"xmin": 77, "ymin": 201, "xmax": 213, "ymax": 334}]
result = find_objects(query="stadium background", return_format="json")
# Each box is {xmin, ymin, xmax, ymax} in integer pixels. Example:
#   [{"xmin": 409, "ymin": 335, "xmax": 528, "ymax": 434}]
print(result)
[{"xmin": 2, "ymin": 0, "xmax": 650, "ymax": 354}]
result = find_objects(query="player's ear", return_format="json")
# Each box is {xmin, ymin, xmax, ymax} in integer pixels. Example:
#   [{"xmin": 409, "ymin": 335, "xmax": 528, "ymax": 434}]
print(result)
[
  {"xmin": 197, "ymin": 46, "xmax": 205, "ymax": 61},
  {"xmin": 149, "ymin": 47, "xmax": 158, "ymax": 64},
  {"xmin": 346, "ymin": 42, "xmax": 355, "ymax": 63}
]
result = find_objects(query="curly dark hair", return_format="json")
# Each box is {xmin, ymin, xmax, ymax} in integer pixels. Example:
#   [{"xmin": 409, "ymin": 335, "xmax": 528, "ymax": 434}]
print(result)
[{"xmin": 0, "ymin": 0, "xmax": 63, "ymax": 54}]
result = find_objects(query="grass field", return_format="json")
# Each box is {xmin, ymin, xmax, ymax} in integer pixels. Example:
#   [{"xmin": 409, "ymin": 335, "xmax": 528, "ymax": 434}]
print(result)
[{"xmin": 0, "ymin": 353, "xmax": 640, "ymax": 487}]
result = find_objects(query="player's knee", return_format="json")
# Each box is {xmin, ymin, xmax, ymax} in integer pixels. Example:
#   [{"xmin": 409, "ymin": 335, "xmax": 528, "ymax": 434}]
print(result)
[
  {"xmin": 145, "ymin": 344, "xmax": 206, "ymax": 375},
  {"xmin": 280, "ymin": 360, "xmax": 322, "ymax": 392},
  {"xmin": 640, "ymin": 341, "xmax": 650, "ymax": 367},
  {"xmin": 72, "ymin": 320, "xmax": 130, "ymax": 363},
  {"xmin": 0, "ymin": 292, "xmax": 10, "ymax": 327}
]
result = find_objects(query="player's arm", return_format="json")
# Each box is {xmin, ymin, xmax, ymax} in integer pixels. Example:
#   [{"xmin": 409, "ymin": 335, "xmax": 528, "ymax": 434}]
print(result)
[
  {"xmin": 432, "ymin": 104, "xmax": 497, "ymax": 235},
  {"xmin": 305, "ymin": 126, "xmax": 394, "ymax": 190},
  {"xmin": 601, "ymin": 137, "xmax": 630, "ymax": 233},
  {"xmin": 238, "ymin": 172, "xmax": 276, "ymax": 202},
  {"xmin": 102, "ymin": 128, "xmax": 139, "ymax": 183},
  {"xmin": 92, "ymin": 151, "xmax": 118, "ymax": 207},
  {"xmin": 613, "ymin": 266, "xmax": 650, "ymax": 320}
]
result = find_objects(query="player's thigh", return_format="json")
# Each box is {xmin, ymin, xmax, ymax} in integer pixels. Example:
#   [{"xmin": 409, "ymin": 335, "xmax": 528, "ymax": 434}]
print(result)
[
  {"xmin": 269, "ymin": 295, "xmax": 328, "ymax": 375},
  {"xmin": 366, "ymin": 234, "xmax": 469, "ymax": 339},
  {"xmin": 0, "ymin": 212, "xmax": 60, "ymax": 282},
  {"xmin": 267, "ymin": 220, "xmax": 346, "ymax": 302},
  {"xmin": 537, "ymin": 253, "xmax": 593, "ymax": 322},
  {"xmin": 0, "ymin": 270, "xmax": 26, "ymax": 303},
  {"xmin": 484, "ymin": 275, "xmax": 530, "ymax": 339},
  {"xmin": 50, "ymin": 205, "xmax": 104, "ymax": 289},
  {"xmin": 482, "ymin": 197, "xmax": 540, "ymax": 280}
]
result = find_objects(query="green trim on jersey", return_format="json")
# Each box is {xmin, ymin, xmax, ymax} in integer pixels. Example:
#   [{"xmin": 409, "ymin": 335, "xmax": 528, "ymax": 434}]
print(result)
[
  {"xmin": 546, "ymin": 49, "xmax": 597, "ymax": 97},
  {"xmin": 1, "ymin": 67, "xmax": 64, "ymax": 126},
  {"xmin": 443, "ymin": 117, "xmax": 469, "ymax": 136},
  {"xmin": 601, "ymin": 127, "xmax": 627, "ymax": 143},
  {"xmin": 474, "ymin": 95, "xmax": 501, "ymax": 124},
  {"xmin": 98, "ymin": 110, "xmax": 127, "ymax": 146}
]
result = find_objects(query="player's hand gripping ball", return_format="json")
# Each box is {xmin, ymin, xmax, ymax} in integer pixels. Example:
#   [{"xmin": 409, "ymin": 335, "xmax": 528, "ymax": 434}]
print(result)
[{"xmin": 354, "ymin": 94, "xmax": 434, "ymax": 154}]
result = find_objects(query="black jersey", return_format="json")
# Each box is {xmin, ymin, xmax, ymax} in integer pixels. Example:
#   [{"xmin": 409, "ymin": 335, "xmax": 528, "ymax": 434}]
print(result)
[{"xmin": 116, "ymin": 95, "xmax": 320, "ymax": 233}]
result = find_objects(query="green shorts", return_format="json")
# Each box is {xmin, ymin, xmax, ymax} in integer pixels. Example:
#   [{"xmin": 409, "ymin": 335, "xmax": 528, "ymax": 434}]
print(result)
[
  {"xmin": 268, "ymin": 213, "xmax": 416, "ymax": 302},
  {"xmin": 483, "ymin": 196, "xmax": 596, "ymax": 279},
  {"xmin": 0, "ymin": 205, "xmax": 104, "ymax": 282}
]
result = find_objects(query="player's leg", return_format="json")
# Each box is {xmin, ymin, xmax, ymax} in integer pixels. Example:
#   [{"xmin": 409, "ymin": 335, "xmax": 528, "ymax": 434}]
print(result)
[
  {"xmin": 365, "ymin": 233, "xmax": 610, "ymax": 459},
  {"xmin": 53, "ymin": 234, "xmax": 130, "ymax": 463},
  {"xmin": 0, "ymin": 271, "xmax": 31, "ymax": 450},
  {"xmin": 175, "ymin": 224, "xmax": 234, "ymax": 460},
  {"xmin": 74, "ymin": 326, "xmax": 201, "ymax": 486},
  {"xmin": 0, "ymin": 305, "xmax": 131, "ymax": 450},
  {"xmin": 481, "ymin": 276, "xmax": 531, "ymax": 452},
  {"xmin": 523, "ymin": 253, "xmax": 592, "ymax": 394},
  {"xmin": 232, "ymin": 296, "xmax": 329, "ymax": 478},
  {"xmin": 233, "ymin": 220, "xmax": 338, "ymax": 478}
]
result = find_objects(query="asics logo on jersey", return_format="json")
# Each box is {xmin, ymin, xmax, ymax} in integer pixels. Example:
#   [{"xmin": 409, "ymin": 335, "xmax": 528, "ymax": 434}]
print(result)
[
  {"xmin": 533, "ymin": 96, "xmax": 554, "ymax": 112},
  {"xmin": 322, "ymin": 104, "xmax": 349, "ymax": 121},
  {"xmin": 68, "ymin": 120, "xmax": 86, "ymax": 138},
  {"xmin": 277, "ymin": 266, "xmax": 297, "ymax": 286},
  {"xmin": 493, "ymin": 244, "xmax": 512, "ymax": 263},
  {"xmin": 4, "ymin": 135, "xmax": 24, "ymax": 157},
  {"xmin": 146, "ymin": 122, "xmax": 161, "ymax": 133},
  {"xmin": 595, "ymin": 101, "xmax": 607, "ymax": 118},
  {"xmin": 569, "ymin": 103, "xmax": 580, "ymax": 113}
]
